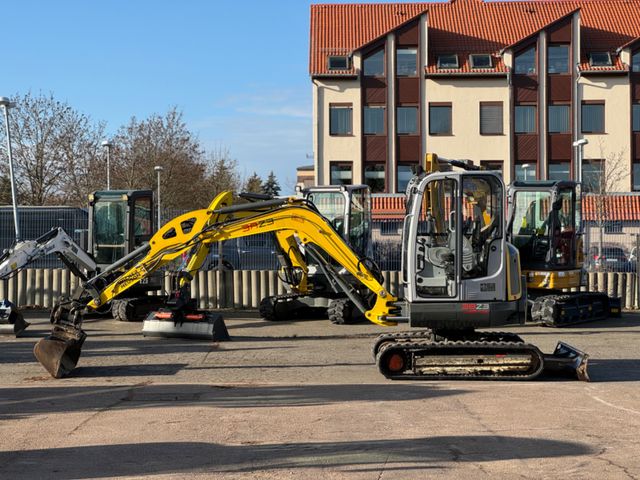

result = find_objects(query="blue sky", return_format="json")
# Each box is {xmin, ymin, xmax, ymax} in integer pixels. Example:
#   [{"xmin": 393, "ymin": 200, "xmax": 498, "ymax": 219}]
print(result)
[{"xmin": 2, "ymin": 1, "xmax": 437, "ymax": 191}]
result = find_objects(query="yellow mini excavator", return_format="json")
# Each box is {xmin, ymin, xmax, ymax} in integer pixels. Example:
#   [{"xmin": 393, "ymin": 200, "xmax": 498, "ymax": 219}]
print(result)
[{"xmin": 33, "ymin": 157, "xmax": 589, "ymax": 381}]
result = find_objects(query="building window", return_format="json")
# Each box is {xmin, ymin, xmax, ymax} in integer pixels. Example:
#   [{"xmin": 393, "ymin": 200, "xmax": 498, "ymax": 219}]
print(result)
[
  {"xmin": 364, "ymin": 49, "xmax": 384, "ymax": 76},
  {"xmin": 437, "ymin": 54, "xmax": 459, "ymax": 69},
  {"xmin": 480, "ymin": 102, "xmax": 503, "ymax": 135},
  {"xmin": 633, "ymin": 104, "xmax": 640, "ymax": 132},
  {"xmin": 329, "ymin": 105, "xmax": 352, "ymax": 135},
  {"xmin": 364, "ymin": 164, "xmax": 385, "ymax": 192},
  {"xmin": 604, "ymin": 221, "xmax": 623, "ymax": 234},
  {"xmin": 582, "ymin": 102, "xmax": 605, "ymax": 134},
  {"xmin": 548, "ymin": 45, "xmax": 569, "ymax": 74},
  {"xmin": 470, "ymin": 54, "xmax": 492, "ymax": 69},
  {"xmin": 515, "ymin": 105, "xmax": 536, "ymax": 133},
  {"xmin": 380, "ymin": 221, "xmax": 401, "ymax": 236},
  {"xmin": 548, "ymin": 105, "xmax": 570, "ymax": 133},
  {"xmin": 397, "ymin": 106, "xmax": 418, "ymax": 134},
  {"xmin": 515, "ymin": 163, "xmax": 537, "ymax": 181},
  {"xmin": 633, "ymin": 52, "xmax": 640, "ymax": 73},
  {"xmin": 549, "ymin": 162, "xmax": 570, "ymax": 181},
  {"xmin": 514, "ymin": 47, "xmax": 536, "ymax": 75},
  {"xmin": 328, "ymin": 56, "xmax": 349, "ymax": 70},
  {"xmin": 429, "ymin": 104, "xmax": 452, "ymax": 135},
  {"xmin": 480, "ymin": 160, "xmax": 503, "ymax": 175},
  {"xmin": 397, "ymin": 164, "xmax": 415, "ymax": 192},
  {"xmin": 364, "ymin": 106, "xmax": 385, "ymax": 135},
  {"xmin": 589, "ymin": 52, "xmax": 612, "ymax": 67},
  {"xmin": 330, "ymin": 163, "xmax": 352, "ymax": 185},
  {"xmin": 582, "ymin": 161, "xmax": 602, "ymax": 193},
  {"xmin": 634, "ymin": 163, "xmax": 640, "ymax": 191},
  {"xmin": 397, "ymin": 48, "xmax": 417, "ymax": 76}
]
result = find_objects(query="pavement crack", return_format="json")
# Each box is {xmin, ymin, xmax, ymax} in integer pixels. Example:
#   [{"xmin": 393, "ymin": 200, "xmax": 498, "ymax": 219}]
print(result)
[
  {"xmin": 596, "ymin": 447, "xmax": 638, "ymax": 480},
  {"xmin": 376, "ymin": 453, "xmax": 390, "ymax": 480},
  {"xmin": 69, "ymin": 382, "xmax": 150, "ymax": 436}
]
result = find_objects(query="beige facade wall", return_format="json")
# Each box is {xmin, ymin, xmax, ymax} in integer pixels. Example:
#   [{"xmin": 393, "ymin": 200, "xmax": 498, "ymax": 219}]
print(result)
[
  {"xmin": 424, "ymin": 77, "xmax": 512, "ymax": 183},
  {"xmin": 579, "ymin": 75, "xmax": 631, "ymax": 192},
  {"xmin": 313, "ymin": 78, "xmax": 362, "ymax": 185}
]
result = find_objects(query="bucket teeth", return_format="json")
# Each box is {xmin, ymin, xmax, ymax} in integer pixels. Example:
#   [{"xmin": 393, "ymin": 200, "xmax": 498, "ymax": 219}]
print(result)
[{"xmin": 33, "ymin": 324, "xmax": 87, "ymax": 378}]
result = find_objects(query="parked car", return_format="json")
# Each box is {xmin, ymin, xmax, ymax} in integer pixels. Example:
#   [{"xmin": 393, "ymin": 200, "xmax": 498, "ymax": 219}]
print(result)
[
  {"xmin": 202, "ymin": 234, "xmax": 280, "ymax": 270},
  {"xmin": 591, "ymin": 246, "xmax": 631, "ymax": 272}
]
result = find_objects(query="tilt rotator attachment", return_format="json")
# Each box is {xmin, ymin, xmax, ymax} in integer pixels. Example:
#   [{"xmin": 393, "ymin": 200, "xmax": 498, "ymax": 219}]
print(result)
[
  {"xmin": 0, "ymin": 300, "xmax": 30, "ymax": 337},
  {"xmin": 142, "ymin": 272, "xmax": 230, "ymax": 341}
]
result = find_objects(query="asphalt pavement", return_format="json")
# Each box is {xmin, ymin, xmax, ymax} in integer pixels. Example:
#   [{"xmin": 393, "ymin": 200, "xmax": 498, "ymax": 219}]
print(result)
[{"xmin": 0, "ymin": 310, "xmax": 639, "ymax": 479}]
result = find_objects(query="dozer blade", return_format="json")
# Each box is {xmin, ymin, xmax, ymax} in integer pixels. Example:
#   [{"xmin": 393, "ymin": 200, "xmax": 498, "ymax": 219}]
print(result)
[
  {"xmin": 0, "ymin": 301, "xmax": 30, "ymax": 337},
  {"xmin": 142, "ymin": 310, "xmax": 230, "ymax": 341},
  {"xmin": 33, "ymin": 325, "xmax": 87, "ymax": 378},
  {"xmin": 542, "ymin": 341, "xmax": 589, "ymax": 381}
]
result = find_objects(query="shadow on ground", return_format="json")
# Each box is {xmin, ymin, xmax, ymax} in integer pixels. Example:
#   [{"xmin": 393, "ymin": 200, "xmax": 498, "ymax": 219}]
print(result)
[
  {"xmin": 0, "ymin": 383, "xmax": 467, "ymax": 419},
  {"xmin": 0, "ymin": 436, "xmax": 595, "ymax": 479}
]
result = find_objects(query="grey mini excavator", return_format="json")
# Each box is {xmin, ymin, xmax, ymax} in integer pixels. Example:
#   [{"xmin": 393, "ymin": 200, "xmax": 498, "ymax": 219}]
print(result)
[{"xmin": 33, "ymin": 156, "xmax": 588, "ymax": 381}]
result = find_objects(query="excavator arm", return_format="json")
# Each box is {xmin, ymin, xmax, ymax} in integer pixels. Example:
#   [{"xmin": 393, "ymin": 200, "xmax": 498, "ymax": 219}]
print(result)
[
  {"xmin": 34, "ymin": 191, "xmax": 398, "ymax": 378},
  {"xmin": 0, "ymin": 227, "xmax": 96, "ymax": 281}
]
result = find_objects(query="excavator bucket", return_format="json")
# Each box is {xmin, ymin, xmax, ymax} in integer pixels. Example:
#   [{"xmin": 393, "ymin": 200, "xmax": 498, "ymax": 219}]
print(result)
[
  {"xmin": 33, "ymin": 324, "xmax": 87, "ymax": 378},
  {"xmin": 0, "ymin": 300, "xmax": 30, "ymax": 336},
  {"xmin": 542, "ymin": 341, "xmax": 590, "ymax": 381}
]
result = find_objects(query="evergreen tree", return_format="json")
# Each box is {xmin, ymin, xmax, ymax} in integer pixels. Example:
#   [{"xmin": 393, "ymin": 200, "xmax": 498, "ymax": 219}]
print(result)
[
  {"xmin": 261, "ymin": 171, "xmax": 281, "ymax": 197},
  {"xmin": 243, "ymin": 172, "xmax": 263, "ymax": 193}
]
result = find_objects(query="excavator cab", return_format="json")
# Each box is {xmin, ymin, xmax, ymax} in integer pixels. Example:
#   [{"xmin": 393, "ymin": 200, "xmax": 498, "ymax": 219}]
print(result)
[
  {"xmin": 88, "ymin": 190, "xmax": 165, "ymax": 321},
  {"xmin": 89, "ymin": 190, "xmax": 155, "ymax": 268},
  {"xmin": 402, "ymin": 170, "xmax": 523, "ymax": 330},
  {"xmin": 302, "ymin": 184, "xmax": 372, "ymax": 258},
  {"xmin": 507, "ymin": 181, "xmax": 583, "ymax": 290}
]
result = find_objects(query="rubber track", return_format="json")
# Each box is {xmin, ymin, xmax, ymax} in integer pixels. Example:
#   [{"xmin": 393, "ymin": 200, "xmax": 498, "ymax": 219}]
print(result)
[
  {"xmin": 372, "ymin": 330, "xmax": 523, "ymax": 359},
  {"xmin": 259, "ymin": 293, "xmax": 303, "ymax": 321},
  {"xmin": 376, "ymin": 339, "xmax": 545, "ymax": 381},
  {"xmin": 534, "ymin": 292, "xmax": 618, "ymax": 327}
]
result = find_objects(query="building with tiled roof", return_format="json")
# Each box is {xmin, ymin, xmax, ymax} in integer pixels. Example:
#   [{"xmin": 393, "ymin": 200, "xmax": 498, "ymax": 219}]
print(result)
[{"xmin": 310, "ymin": 0, "xmax": 640, "ymax": 194}]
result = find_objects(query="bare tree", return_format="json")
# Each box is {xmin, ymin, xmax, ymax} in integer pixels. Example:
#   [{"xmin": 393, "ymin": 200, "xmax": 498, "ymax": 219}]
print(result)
[
  {"xmin": 203, "ymin": 146, "xmax": 241, "ymax": 201},
  {"xmin": 111, "ymin": 108, "xmax": 209, "ymax": 211},
  {"xmin": 583, "ymin": 140, "xmax": 628, "ymax": 258},
  {"xmin": 0, "ymin": 92, "xmax": 105, "ymax": 205}
]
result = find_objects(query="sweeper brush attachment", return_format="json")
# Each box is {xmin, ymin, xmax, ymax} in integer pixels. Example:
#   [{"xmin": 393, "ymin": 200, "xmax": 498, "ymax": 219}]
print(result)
[
  {"xmin": 33, "ymin": 324, "xmax": 87, "ymax": 378},
  {"xmin": 0, "ymin": 300, "xmax": 30, "ymax": 336},
  {"xmin": 142, "ymin": 310, "xmax": 230, "ymax": 341}
]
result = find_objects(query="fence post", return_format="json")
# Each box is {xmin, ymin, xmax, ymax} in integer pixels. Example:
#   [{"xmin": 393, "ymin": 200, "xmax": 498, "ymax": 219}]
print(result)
[
  {"xmin": 197, "ymin": 271, "xmax": 207, "ymax": 309},
  {"xmin": 18, "ymin": 270, "xmax": 28, "ymax": 306},
  {"xmin": 207, "ymin": 270, "xmax": 217, "ymax": 309},
  {"xmin": 233, "ymin": 270, "xmax": 242, "ymax": 309},
  {"xmin": 607, "ymin": 272, "xmax": 616, "ymax": 299},
  {"xmin": 260, "ymin": 271, "xmax": 269, "ymax": 306},
  {"xmin": 625, "ymin": 273, "xmax": 633, "ymax": 310},
  {"xmin": 250, "ymin": 271, "xmax": 260, "ymax": 308},
  {"xmin": 617, "ymin": 273, "xmax": 626, "ymax": 309}
]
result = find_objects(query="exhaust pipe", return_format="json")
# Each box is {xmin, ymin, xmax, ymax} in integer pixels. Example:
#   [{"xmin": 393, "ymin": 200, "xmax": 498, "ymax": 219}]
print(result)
[{"xmin": 543, "ymin": 341, "xmax": 589, "ymax": 381}]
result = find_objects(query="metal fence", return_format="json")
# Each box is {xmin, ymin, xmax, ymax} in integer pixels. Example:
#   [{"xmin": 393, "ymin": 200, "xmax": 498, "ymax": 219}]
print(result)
[{"xmin": 3, "ymin": 205, "xmax": 639, "ymax": 274}]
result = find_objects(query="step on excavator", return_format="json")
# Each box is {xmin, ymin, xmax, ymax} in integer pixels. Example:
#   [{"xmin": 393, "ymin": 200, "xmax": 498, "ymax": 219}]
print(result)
[
  {"xmin": 0, "ymin": 190, "xmax": 167, "ymax": 336},
  {"xmin": 34, "ymin": 155, "xmax": 589, "ymax": 381},
  {"xmin": 260, "ymin": 184, "xmax": 375, "ymax": 324}
]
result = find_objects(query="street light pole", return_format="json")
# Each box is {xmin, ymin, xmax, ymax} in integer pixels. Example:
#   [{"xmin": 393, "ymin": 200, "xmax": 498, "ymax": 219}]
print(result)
[
  {"xmin": 101, "ymin": 140, "xmax": 113, "ymax": 190},
  {"xmin": 154, "ymin": 166, "xmax": 163, "ymax": 228},
  {"xmin": 0, "ymin": 97, "xmax": 20, "ymax": 242},
  {"xmin": 573, "ymin": 138, "xmax": 588, "ymax": 184}
]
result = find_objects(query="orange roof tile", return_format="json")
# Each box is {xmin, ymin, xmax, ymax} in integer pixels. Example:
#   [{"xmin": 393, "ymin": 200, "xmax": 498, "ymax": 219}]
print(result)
[
  {"xmin": 310, "ymin": 0, "xmax": 640, "ymax": 77},
  {"xmin": 372, "ymin": 194, "xmax": 640, "ymax": 222}
]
